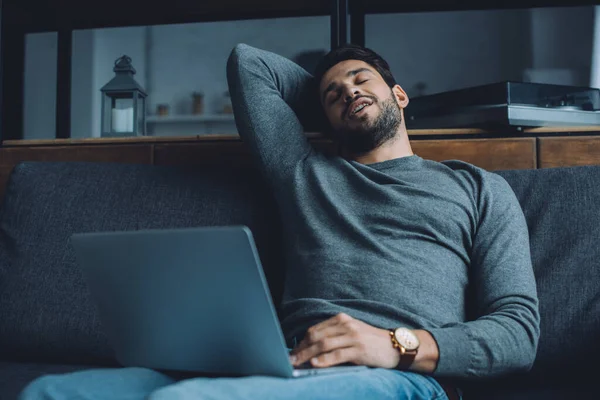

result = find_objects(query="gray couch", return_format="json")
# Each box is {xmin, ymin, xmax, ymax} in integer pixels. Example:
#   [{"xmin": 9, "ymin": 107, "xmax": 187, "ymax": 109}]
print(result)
[{"xmin": 0, "ymin": 161, "xmax": 598, "ymax": 399}]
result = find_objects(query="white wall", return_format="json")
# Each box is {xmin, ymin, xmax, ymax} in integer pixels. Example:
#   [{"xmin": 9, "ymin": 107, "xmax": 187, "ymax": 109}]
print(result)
[
  {"xmin": 71, "ymin": 30, "xmax": 95, "ymax": 138},
  {"xmin": 589, "ymin": 6, "xmax": 600, "ymax": 88},
  {"xmin": 23, "ymin": 32, "xmax": 57, "ymax": 139},
  {"xmin": 147, "ymin": 16, "xmax": 330, "ymax": 116},
  {"xmin": 367, "ymin": 9, "xmax": 531, "ymax": 96},
  {"xmin": 528, "ymin": 6, "xmax": 594, "ymax": 86}
]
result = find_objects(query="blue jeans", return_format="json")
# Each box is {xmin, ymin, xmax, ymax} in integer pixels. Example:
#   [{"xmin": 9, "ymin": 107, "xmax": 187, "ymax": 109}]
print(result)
[{"xmin": 19, "ymin": 367, "xmax": 448, "ymax": 400}]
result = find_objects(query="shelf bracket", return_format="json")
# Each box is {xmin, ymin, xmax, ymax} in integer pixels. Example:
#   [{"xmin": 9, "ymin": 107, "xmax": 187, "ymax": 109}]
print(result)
[{"xmin": 330, "ymin": 0, "xmax": 349, "ymax": 49}]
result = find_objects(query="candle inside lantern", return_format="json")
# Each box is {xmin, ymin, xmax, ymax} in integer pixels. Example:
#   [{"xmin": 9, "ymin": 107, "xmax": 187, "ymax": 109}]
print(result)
[
  {"xmin": 111, "ymin": 98, "xmax": 134, "ymax": 132},
  {"xmin": 111, "ymin": 107, "xmax": 134, "ymax": 132}
]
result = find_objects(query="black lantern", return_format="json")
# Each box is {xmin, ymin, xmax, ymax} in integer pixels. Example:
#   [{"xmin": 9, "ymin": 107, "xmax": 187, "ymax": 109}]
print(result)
[{"xmin": 100, "ymin": 55, "xmax": 147, "ymax": 137}]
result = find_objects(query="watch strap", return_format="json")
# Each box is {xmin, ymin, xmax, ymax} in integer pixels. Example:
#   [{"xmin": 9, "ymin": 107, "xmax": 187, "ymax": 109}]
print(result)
[{"xmin": 396, "ymin": 348, "xmax": 417, "ymax": 369}]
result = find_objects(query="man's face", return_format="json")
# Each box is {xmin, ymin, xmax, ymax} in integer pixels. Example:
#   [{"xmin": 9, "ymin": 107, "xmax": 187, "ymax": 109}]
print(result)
[{"xmin": 319, "ymin": 60, "xmax": 408, "ymax": 154}]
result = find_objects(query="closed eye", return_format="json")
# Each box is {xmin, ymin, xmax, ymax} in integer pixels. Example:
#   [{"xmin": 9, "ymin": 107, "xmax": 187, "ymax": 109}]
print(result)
[{"xmin": 329, "ymin": 91, "xmax": 342, "ymax": 105}]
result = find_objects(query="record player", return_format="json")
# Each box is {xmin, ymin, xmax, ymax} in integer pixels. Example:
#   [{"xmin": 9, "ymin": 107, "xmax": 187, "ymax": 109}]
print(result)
[{"xmin": 405, "ymin": 81, "xmax": 600, "ymax": 130}]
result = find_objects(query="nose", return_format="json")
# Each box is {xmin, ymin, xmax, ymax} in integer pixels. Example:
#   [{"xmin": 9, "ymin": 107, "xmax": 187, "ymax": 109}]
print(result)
[{"xmin": 343, "ymin": 85, "xmax": 361, "ymax": 103}]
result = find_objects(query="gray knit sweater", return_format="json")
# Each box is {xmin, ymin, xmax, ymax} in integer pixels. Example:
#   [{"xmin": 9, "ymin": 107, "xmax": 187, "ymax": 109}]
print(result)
[{"xmin": 227, "ymin": 44, "xmax": 540, "ymax": 379}]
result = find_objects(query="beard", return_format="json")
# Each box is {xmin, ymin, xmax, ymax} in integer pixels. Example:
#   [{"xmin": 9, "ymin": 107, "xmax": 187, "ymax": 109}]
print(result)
[{"xmin": 333, "ymin": 95, "xmax": 402, "ymax": 156}]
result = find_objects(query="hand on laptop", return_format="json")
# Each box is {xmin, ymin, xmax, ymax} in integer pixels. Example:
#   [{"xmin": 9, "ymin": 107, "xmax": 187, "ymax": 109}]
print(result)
[{"xmin": 288, "ymin": 313, "xmax": 400, "ymax": 370}]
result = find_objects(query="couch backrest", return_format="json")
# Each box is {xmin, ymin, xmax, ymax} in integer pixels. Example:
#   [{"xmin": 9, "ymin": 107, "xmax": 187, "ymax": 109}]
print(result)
[
  {"xmin": 0, "ymin": 161, "xmax": 284, "ymax": 365},
  {"xmin": 496, "ymin": 166, "xmax": 600, "ymax": 384}
]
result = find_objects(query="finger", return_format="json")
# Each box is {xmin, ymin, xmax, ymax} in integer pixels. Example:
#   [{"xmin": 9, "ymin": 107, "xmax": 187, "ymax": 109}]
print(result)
[
  {"xmin": 310, "ymin": 347, "xmax": 359, "ymax": 368},
  {"xmin": 291, "ymin": 323, "xmax": 347, "ymax": 356},
  {"xmin": 291, "ymin": 331, "xmax": 357, "ymax": 366},
  {"xmin": 292, "ymin": 313, "xmax": 353, "ymax": 353},
  {"xmin": 310, "ymin": 313, "xmax": 351, "ymax": 334}
]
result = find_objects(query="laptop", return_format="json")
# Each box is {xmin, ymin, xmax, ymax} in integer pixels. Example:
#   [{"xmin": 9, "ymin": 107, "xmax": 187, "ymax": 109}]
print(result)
[{"xmin": 71, "ymin": 226, "xmax": 367, "ymax": 378}]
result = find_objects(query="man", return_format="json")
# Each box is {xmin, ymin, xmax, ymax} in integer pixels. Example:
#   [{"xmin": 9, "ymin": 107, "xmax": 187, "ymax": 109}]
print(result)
[{"xmin": 20, "ymin": 43, "xmax": 540, "ymax": 400}]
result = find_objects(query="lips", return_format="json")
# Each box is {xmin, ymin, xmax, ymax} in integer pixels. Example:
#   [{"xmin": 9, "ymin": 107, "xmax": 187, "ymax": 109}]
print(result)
[
  {"xmin": 352, "ymin": 103, "xmax": 370, "ymax": 116},
  {"xmin": 345, "ymin": 97, "xmax": 374, "ymax": 119}
]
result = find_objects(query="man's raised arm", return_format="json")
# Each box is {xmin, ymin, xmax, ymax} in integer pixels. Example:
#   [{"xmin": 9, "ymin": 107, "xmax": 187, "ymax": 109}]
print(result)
[{"xmin": 226, "ymin": 44, "xmax": 322, "ymax": 184}]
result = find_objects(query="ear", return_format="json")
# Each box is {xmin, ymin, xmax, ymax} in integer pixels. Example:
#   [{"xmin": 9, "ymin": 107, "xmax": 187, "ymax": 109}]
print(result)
[{"xmin": 392, "ymin": 85, "xmax": 409, "ymax": 109}]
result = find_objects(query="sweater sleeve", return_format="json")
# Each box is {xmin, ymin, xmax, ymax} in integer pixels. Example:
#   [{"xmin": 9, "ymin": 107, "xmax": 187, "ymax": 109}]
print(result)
[
  {"xmin": 426, "ymin": 172, "xmax": 541, "ymax": 379},
  {"xmin": 226, "ymin": 43, "xmax": 324, "ymax": 185}
]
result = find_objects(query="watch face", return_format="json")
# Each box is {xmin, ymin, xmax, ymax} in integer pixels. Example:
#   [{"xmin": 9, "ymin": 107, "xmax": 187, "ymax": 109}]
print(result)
[{"xmin": 394, "ymin": 328, "xmax": 420, "ymax": 351}]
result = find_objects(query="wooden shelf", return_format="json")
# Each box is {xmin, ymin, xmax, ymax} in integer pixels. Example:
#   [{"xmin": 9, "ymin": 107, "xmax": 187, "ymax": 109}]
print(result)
[
  {"xmin": 4, "ymin": 126, "xmax": 600, "ymax": 147},
  {"xmin": 1, "ymin": 135, "xmax": 242, "ymax": 147},
  {"xmin": 146, "ymin": 115, "xmax": 235, "ymax": 124}
]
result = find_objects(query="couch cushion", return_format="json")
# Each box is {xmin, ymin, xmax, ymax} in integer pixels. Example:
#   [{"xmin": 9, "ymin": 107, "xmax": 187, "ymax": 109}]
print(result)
[
  {"xmin": 0, "ymin": 162, "xmax": 284, "ymax": 365},
  {"xmin": 495, "ymin": 166, "xmax": 600, "ymax": 382}
]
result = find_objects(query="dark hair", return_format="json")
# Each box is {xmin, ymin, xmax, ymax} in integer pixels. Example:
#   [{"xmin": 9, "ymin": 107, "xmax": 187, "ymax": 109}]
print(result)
[{"xmin": 314, "ymin": 44, "xmax": 397, "ymax": 89}]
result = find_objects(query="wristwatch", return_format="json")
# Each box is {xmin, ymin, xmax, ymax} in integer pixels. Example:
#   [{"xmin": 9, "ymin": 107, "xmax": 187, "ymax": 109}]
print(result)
[{"xmin": 389, "ymin": 327, "xmax": 420, "ymax": 369}]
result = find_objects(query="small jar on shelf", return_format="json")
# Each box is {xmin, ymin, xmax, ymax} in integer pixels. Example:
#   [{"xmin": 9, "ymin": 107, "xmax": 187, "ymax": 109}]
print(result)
[
  {"xmin": 192, "ymin": 92, "xmax": 204, "ymax": 115},
  {"xmin": 156, "ymin": 104, "xmax": 169, "ymax": 116},
  {"xmin": 222, "ymin": 91, "xmax": 233, "ymax": 114}
]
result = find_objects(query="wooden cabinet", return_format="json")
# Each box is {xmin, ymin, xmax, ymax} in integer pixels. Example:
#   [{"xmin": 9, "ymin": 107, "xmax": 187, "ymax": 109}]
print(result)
[
  {"xmin": 412, "ymin": 138, "xmax": 536, "ymax": 171},
  {"xmin": 151, "ymin": 137, "xmax": 537, "ymax": 171},
  {"xmin": 538, "ymin": 137, "xmax": 600, "ymax": 169}
]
